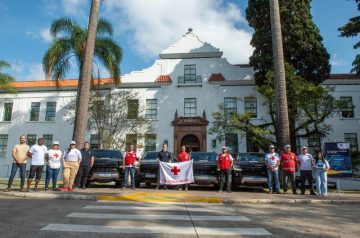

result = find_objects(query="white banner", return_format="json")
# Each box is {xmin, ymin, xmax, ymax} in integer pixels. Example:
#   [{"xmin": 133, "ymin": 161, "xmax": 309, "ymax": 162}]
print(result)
[{"xmin": 159, "ymin": 160, "xmax": 194, "ymax": 185}]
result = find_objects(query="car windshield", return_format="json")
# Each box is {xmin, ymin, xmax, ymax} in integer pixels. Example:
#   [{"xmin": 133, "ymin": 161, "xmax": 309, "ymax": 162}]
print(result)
[
  {"xmin": 142, "ymin": 151, "xmax": 158, "ymax": 160},
  {"xmin": 237, "ymin": 153, "xmax": 264, "ymax": 162},
  {"xmin": 93, "ymin": 150, "xmax": 123, "ymax": 160},
  {"xmin": 190, "ymin": 152, "xmax": 217, "ymax": 161}
]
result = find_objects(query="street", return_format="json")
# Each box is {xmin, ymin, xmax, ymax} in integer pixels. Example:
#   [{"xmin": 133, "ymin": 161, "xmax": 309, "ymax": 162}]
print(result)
[{"xmin": 0, "ymin": 194, "xmax": 359, "ymax": 238}]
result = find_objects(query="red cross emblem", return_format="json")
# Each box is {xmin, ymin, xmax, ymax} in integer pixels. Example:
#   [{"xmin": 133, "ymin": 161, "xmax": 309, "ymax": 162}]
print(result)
[
  {"xmin": 53, "ymin": 153, "xmax": 59, "ymax": 158},
  {"xmin": 171, "ymin": 166, "xmax": 181, "ymax": 175}
]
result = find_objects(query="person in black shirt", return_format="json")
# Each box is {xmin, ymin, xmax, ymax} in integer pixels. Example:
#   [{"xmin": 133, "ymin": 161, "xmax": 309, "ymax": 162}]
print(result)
[
  {"xmin": 155, "ymin": 144, "xmax": 173, "ymax": 190},
  {"xmin": 75, "ymin": 142, "xmax": 94, "ymax": 189}
]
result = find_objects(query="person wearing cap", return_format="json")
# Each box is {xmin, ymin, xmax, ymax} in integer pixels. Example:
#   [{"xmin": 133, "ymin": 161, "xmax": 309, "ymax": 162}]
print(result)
[
  {"xmin": 45, "ymin": 141, "xmax": 62, "ymax": 191},
  {"xmin": 216, "ymin": 146, "xmax": 234, "ymax": 193},
  {"xmin": 297, "ymin": 146, "xmax": 316, "ymax": 195},
  {"xmin": 61, "ymin": 141, "xmax": 82, "ymax": 191},
  {"xmin": 26, "ymin": 137, "xmax": 48, "ymax": 192},
  {"xmin": 122, "ymin": 144, "xmax": 140, "ymax": 190},
  {"xmin": 75, "ymin": 142, "xmax": 94, "ymax": 189},
  {"xmin": 280, "ymin": 144, "xmax": 298, "ymax": 194},
  {"xmin": 265, "ymin": 145, "xmax": 281, "ymax": 194}
]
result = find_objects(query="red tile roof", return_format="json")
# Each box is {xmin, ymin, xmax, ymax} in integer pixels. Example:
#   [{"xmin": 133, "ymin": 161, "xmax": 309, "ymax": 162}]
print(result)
[
  {"xmin": 328, "ymin": 74, "xmax": 360, "ymax": 80},
  {"xmin": 209, "ymin": 73, "xmax": 225, "ymax": 82},
  {"xmin": 10, "ymin": 78, "xmax": 114, "ymax": 88},
  {"xmin": 155, "ymin": 75, "xmax": 172, "ymax": 83}
]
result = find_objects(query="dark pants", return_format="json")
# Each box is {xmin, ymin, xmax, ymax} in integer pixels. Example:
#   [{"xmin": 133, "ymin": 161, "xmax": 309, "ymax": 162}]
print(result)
[
  {"xmin": 28, "ymin": 165, "xmax": 44, "ymax": 180},
  {"xmin": 282, "ymin": 170, "xmax": 296, "ymax": 193},
  {"xmin": 123, "ymin": 167, "xmax": 135, "ymax": 188},
  {"xmin": 75, "ymin": 165, "xmax": 91, "ymax": 188},
  {"xmin": 219, "ymin": 169, "xmax": 231, "ymax": 192},
  {"xmin": 7, "ymin": 163, "xmax": 26, "ymax": 189},
  {"xmin": 300, "ymin": 170, "xmax": 314, "ymax": 194},
  {"xmin": 45, "ymin": 165, "xmax": 60, "ymax": 189}
]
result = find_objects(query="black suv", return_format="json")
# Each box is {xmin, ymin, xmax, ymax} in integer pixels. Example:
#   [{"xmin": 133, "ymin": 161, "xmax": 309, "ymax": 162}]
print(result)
[
  {"xmin": 190, "ymin": 152, "xmax": 219, "ymax": 188},
  {"xmin": 87, "ymin": 149, "xmax": 124, "ymax": 187},
  {"xmin": 232, "ymin": 152, "xmax": 268, "ymax": 189},
  {"xmin": 137, "ymin": 151, "xmax": 160, "ymax": 187}
]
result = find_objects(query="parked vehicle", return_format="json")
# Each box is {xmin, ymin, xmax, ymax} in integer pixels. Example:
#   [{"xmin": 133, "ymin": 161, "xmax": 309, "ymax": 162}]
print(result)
[
  {"xmin": 87, "ymin": 149, "xmax": 124, "ymax": 187},
  {"xmin": 137, "ymin": 151, "xmax": 159, "ymax": 187},
  {"xmin": 190, "ymin": 152, "xmax": 219, "ymax": 188},
  {"xmin": 232, "ymin": 152, "xmax": 268, "ymax": 189}
]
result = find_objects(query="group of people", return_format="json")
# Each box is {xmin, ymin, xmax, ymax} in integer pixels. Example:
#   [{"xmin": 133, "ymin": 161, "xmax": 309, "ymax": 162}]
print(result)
[
  {"xmin": 265, "ymin": 144, "xmax": 330, "ymax": 196},
  {"xmin": 4, "ymin": 135, "xmax": 94, "ymax": 192}
]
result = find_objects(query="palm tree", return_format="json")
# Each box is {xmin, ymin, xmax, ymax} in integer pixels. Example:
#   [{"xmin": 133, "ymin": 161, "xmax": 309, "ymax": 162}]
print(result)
[
  {"xmin": 0, "ymin": 60, "xmax": 16, "ymax": 93},
  {"xmin": 269, "ymin": 0, "xmax": 290, "ymax": 147},
  {"xmin": 43, "ymin": 0, "xmax": 122, "ymax": 146}
]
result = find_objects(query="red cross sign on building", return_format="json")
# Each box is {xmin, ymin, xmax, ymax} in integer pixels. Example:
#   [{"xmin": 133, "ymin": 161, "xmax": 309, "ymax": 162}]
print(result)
[{"xmin": 171, "ymin": 166, "xmax": 181, "ymax": 175}]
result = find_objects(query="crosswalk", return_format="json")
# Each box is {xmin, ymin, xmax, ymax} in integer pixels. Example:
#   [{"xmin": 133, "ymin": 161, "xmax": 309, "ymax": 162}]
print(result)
[{"xmin": 41, "ymin": 200, "xmax": 273, "ymax": 237}]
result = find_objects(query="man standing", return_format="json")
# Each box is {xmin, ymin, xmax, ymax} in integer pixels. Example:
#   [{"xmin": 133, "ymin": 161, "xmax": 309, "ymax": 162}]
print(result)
[
  {"xmin": 297, "ymin": 146, "xmax": 315, "ymax": 195},
  {"xmin": 75, "ymin": 142, "xmax": 94, "ymax": 189},
  {"xmin": 4, "ymin": 135, "xmax": 29, "ymax": 192},
  {"xmin": 26, "ymin": 138, "xmax": 48, "ymax": 192},
  {"xmin": 265, "ymin": 145, "xmax": 281, "ymax": 194},
  {"xmin": 216, "ymin": 146, "xmax": 233, "ymax": 193},
  {"xmin": 122, "ymin": 144, "xmax": 140, "ymax": 190},
  {"xmin": 177, "ymin": 145, "xmax": 191, "ymax": 191},
  {"xmin": 280, "ymin": 145, "xmax": 298, "ymax": 194},
  {"xmin": 155, "ymin": 144, "xmax": 173, "ymax": 190}
]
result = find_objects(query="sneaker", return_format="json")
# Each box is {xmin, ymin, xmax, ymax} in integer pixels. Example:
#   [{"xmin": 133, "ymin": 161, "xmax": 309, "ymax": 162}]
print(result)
[
  {"xmin": 268, "ymin": 191, "xmax": 273, "ymax": 194},
  {"xmin": 218, "ymin": 190, "xmax": 222, "ymax": 193},
  {"xmin": 276, "ymin": 191, "xmax": 281, "ymax": 194},
  {"xmin": 44, "ymin": 188, "xmax": 48, "ymax": 191},
  {"xmin": 33, "ymin": 188, "xmax": 39, "ymax": 192},
  {"xmin": 178, "ymin": 188, "xmax": 182, "ymax": 191},
  {"xmin": 226, "ymin": 190, "xmax": 232, "ymax": 193},
  {"xmin": 20, "ymin": 189, "xmax": 27, "ymax": 192},
  {"xmin": 184, "ymin": 188, "xmax": 188, "ymax": 191},
  {"xmin": 73, "ymin": 186, "xmax": 79, "ymax": 190},
  {"xmin": 3, "ymin": 188, "xmax": 11, "ymax": 192},
  {"xmin": 301, "ymin": 193, "xmax": 305, "ymax": 195},
  {"xmin": 131, "ymin": 187, "xmax": 136, "ymax": 190},
  {"xmin": 81, "ymin": 186, "xmax": 86, "ymax": 189},
  {"xmin": 68, "ymin": 187, "xmax": 73, "ymax": 191},
  {"xmin": 52, "ymin": 188, "xmax": 58, "ymax": 191},
  {"xmin": 122, "ymin": 187, "xmax": 126, "ymax": 190},
  {"xmin": 155, "ymin": 187, "xmax": 159, "ymax": 190},
  {"xmin": 283, "ymin": 191, "xmax": 287, "ymax": 194},
  {"xmin": 293, "ymin": 192, "xmax": 298, "ymax": 195},
  {"xmin": 60, "ymin": 187, "xmax": 68, "ymax": 192}
]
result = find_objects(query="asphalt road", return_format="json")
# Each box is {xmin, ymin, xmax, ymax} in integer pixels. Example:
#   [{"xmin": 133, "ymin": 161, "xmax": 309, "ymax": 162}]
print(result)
[{"xmin": 0, "ymin": 194, "xmax": 359, "ymax": 238}]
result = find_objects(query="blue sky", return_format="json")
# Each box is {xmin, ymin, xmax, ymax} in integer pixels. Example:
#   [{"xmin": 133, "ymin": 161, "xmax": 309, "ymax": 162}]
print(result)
[{"xmin": 0, "ymin": 0, "xmax": 358, "ymax": 81}]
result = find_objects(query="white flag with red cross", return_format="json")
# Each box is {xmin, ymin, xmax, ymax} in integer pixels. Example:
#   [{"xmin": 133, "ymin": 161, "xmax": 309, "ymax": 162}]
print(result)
[{"xmin": 159, "ymin": 160, "xmax": 194, "ymax": 185}]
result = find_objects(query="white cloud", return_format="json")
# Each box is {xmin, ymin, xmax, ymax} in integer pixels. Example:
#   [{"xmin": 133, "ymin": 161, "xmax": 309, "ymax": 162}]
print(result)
[
  {"xmin": 103, "ymin": 0, "xmax": 253, "ymax": 64},
  {"xmin": 40, "ymin": 28, "xmax": 52, "ymax": 43},
  {"xmin": 10, "ymin": 62, "xmax": 45, "ymax": 81},
  {"xmin": 331, "ymin": 54, "xmax": 348, "ymax": 67},
  {"xmin": 26, "ymin": 63, "xmax": 46, "ymax": 80},
  {"xmin": 62, "ymin": 0, "xmax": 87, "ymax": 17},
  {"xmin": 26, "ymin": 31, "xmax": 39, "ymax": 39}
]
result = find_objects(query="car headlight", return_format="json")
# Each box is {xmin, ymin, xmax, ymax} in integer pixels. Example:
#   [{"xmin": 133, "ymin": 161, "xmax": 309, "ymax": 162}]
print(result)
[{"xmin": 233, "ymin": 164, "xmax": 242, "ymax": 172}]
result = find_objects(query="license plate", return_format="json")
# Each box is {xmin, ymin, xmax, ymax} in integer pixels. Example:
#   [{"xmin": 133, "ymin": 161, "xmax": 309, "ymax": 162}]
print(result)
[
  {"xmin": 245, "ymin": 176, "xmax": 264, "ymax": 181},
  {"xmin": 195, "ymin": 175, "xmax": 210, "ymax": 180},
  {"xmin": 98, "ymin": 173, "xmax": 113, "ymax": 177},
  {"xmin": 145, "ymin": 174, "xmax": 156, "ymax": 178}
]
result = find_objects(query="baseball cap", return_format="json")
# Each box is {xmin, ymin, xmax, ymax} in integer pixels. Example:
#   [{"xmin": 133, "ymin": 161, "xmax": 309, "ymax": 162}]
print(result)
[
  {"xmin": 269, "ymin": 145, "xmax": 275, "ymax": 148},
  {"xmin": 284, "ymin": 144, "xmax": 291, "ymax": 148},
  {"xmin": 302, "ymin": 146, "xmax": 307, "ymax": 149},
  {"xmin": 53, "ymin": 141, "xmax": 60, "ymax": 145},
  {"xmin": 70, "ymin": 140, "xmax": 76, "ymax": 145},
  {"xmin": 221, "ymin": 146, "xmax": 227, "ymax": 149}
]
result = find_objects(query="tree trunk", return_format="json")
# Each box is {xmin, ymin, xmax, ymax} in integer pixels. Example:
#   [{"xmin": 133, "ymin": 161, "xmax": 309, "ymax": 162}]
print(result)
[
  {"xmin": 269, "ymin": 0, "xmax": 290, "ymax": 148},
  {"xmin": 73, "ymin": 0, "xmax": 100, "ymax": 147}
]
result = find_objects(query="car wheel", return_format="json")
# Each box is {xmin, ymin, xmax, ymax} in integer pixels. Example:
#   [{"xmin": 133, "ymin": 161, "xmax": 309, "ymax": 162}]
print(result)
[
  {"xmin": 213, "ymin": 183, "xmax": 220, "ymax": 190},
  {"xmin": 135, "ymin": 182, "xmax": 141, "ymax": 188},
  {"xmin": 115, "ymin": 181, "xmax": 122, "ymax": 187},
  {"xmin": 145, "ymin": 182, "xmax": 151, "ymax": 187}
]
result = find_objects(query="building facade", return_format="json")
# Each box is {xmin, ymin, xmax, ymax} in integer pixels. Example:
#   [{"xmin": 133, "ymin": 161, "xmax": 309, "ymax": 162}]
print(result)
[{"xmin": 0, "ymin": 30, "xmax": 359, "ymax": 177}]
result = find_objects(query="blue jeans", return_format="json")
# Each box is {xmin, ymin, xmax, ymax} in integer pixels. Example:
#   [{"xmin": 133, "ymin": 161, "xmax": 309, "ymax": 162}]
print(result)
[
  {"xmin": 7, "ymin": 163, "xmax": 27, "ymax": 189},
  {"xmin": 316, "ymin": 170, "xmax": 327, "ymax": 195},
  {"xmin": 45, "ymin": 165, "xmax": 60, "ymax": 189},
  {"xmin": 267, "ymin": 169, "xmax": 280, "ymax": 192},
  {"xmin": 123, "ymin": 167, "xmax": 135, "ymax": 188}
]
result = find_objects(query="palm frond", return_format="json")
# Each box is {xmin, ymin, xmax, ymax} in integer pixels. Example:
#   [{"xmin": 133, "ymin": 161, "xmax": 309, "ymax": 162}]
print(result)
[
  {"xmin": 97, "ymin": 18, "xmax": 113, "ymax": 36},
  {"xmin": 0, "ymin": 60, "xmax": 11, "ymax": 70},
  {"xmin": 50, "ymin": 17, "xmax": 76, "ymax": 39}
]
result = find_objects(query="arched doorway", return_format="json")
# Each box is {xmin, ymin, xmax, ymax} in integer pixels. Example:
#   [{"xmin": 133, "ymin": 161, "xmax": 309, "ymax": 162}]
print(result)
[{"xmin": 181, "ymin": 134, "xmax": 200, "ymax": 152}]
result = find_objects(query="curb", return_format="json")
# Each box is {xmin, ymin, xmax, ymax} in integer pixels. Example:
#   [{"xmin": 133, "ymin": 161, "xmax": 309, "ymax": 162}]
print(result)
[{"xmin": 2, "ymin": 192, "xmax": 360, "ymax": 204}]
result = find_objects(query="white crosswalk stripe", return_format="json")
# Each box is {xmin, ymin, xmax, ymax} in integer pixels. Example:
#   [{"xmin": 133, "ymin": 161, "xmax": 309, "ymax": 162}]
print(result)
[{"xmin": 41, "ymin": 200, "xmax": 273, "ymax": 237}]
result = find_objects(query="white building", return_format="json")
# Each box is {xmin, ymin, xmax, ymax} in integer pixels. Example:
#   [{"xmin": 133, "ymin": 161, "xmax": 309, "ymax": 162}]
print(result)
[{"xmin": 0, "ymin": 30, "xmax": 359, "ymax": 177}]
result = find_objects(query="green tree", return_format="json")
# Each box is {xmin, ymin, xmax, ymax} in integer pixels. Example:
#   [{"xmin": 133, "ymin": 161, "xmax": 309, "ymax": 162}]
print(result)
[
  {"xmin": 339, "ymin": 0, "xmax": 360, "ymax": 75},
  {"xmin": 43, "ymin": 1, "xmax": 122, "ymax": 145},
  {"xmin": 0, "ymin": 60, "xmax": 16, "ymax": 93},
  {"xmin": 246, "ymin": 0, "xmax": 331, "ymax": 86}
]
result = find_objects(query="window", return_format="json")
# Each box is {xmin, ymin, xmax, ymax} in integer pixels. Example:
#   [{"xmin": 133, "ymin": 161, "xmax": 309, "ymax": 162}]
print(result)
[
  {"xmin": 30, "ymin": 102, "xmax": 40, "ymax": 121},
  {"xmin": 45, "ymin": 102, "xmax": 56, "ymax": 121},
  {"xmin": 127, "ymin": 99, "xmax": 139, "ymax": 119},
  {"xmin": 224, "ymin": 97, "xmax": 237, "ymax": 118},
  {"xmin": 146, "ymin": 99, "xmax": 157, "ymax": 119},
  {"xmin": 145, "ymin": 134, "xmax": 156, "ymax": 152},
  {"xmin": 0, "ymin": 134, "xmax": 8, "ymax": 158},
  {"xmin": 126, "ymin": 134, "xmax": 137, "ymax": 149},
  {"xmin": 43, "ymin": 134, "xmax": 53, "ymax": 149},
  {"xmin": 244, "ymin": 97, "xmax": 257, "ymax": 118},
  {"xmin": 184, "ymin": 98, "xmax": 196, "ymax": 117},
  {"xmin": 225, "ymin": 133, "xmax": 238, "ymax": 156},
  {"xmin": 90, "ymin": 134, "xmax": 100, "ymax": 149},
  {"xmin": 3, "ymin": 103, "xmax": 13, "ymax": 121},
  {"xmin": 246, "ymin": 133, "xmax": 260, "ymax": 152},
  {"xmin": 340, "ymin": 97, "xmax": 354, "ymax": 118},
  {"xmin": 184, "ymin": 64, "xmax": 196, "ymax": 83},
  {"xmin": 344, "ymin": 133, "xmax": 358, "ymax": 152},
  {"xmin": 308, "ymin": 135, "xmax": 321, "ymax": 155},
  {"xmin": 26, "ymin": 134, "xmax": 36, "ymax": 146}
]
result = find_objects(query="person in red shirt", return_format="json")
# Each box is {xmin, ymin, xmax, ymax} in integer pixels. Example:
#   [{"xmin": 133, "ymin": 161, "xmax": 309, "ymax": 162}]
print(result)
[
  {"xmin": 122, "ymin": 144, "xmax": 140, "ymax": 190},
  {"xmin": 280, "ymin": 145, "xmax": 298, "ymax": 194},
  {"xmin": 177, "ymin": 145, "xmax": 191, "ymax": 191},
  {"xmin": 216, "ymin": 146, "xmax": 234, "ymax": 193}
]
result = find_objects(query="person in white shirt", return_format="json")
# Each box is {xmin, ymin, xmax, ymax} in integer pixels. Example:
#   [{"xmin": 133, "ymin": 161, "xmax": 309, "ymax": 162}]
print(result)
[
  {"xmin": 26, "ymin": 138, "xmax": 48, "ymax": 192},
  {"xmin": 314, "ymin": 151, "xmax": 330, "ymax": 196},
  {"xmin": 297, "ymin": 146, "xmax": 316, "ymax": 195},
  {"xmin": 61, "ymin": 141, "xmax": 82, "ymax": 191},
  {"xmin": 264, "ymin": 145, "xmax": 281, "ymax": 194},
  {"xmin": 45, "ymin": 141, "xmax": 62, "ymax": 191}
]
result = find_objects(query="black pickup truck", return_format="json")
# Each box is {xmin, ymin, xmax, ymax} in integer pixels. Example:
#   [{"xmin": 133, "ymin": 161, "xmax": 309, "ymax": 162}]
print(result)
[
  {"xmin": 190, "ymin": 152, "xmax": 219, "ymax": 188},
  {"xmin": 137, "ymin": 151, "xmax": 160, "ymax": 187}
]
